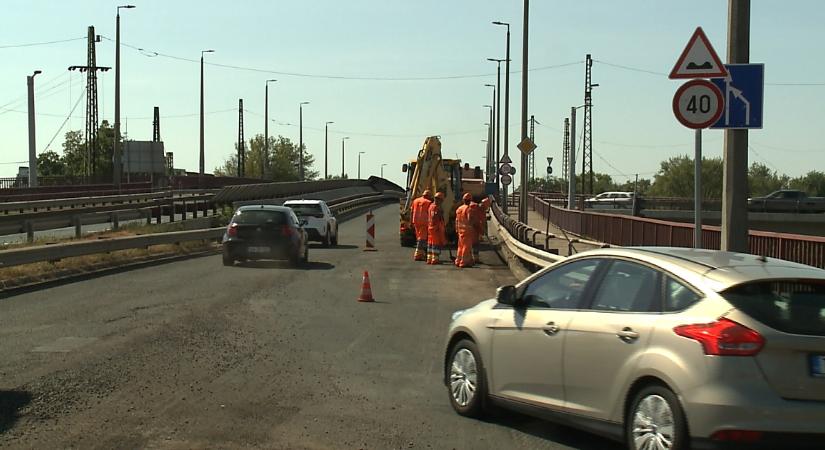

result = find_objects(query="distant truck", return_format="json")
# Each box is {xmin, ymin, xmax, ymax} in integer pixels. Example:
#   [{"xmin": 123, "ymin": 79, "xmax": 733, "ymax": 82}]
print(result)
[{"xmin": 747, "ymin": 189, "xmax": 825, "ymax": 213}]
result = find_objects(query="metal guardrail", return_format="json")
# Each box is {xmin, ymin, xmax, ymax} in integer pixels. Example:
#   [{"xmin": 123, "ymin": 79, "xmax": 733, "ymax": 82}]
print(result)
[
  {"xmin": 489, "ymin": 200, "xmax": 565, "ymax": 267},
  {"xmin": 0, "ymin": 191, "xmax": 401, "ymax": 269},
  {"xmin": 530, "ymin": 194, "xmax": 825, "ymax": 269}
]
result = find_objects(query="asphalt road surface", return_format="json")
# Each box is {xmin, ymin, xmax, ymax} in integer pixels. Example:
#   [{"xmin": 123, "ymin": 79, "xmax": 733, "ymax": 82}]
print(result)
[{"xmin": 0, "ymin": 204, "xmax": 621, "ymax": 450}]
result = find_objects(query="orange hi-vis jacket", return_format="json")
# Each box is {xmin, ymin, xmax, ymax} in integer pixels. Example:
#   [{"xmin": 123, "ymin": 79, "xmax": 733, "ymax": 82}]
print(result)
[
  {"xmin": 455, "ymin": 204, "xmax": 476, "ymax": 240},
  {"xmin": 427, "ymin": 202, "xmax": 447, "ymax": 246},
  {"xmin": 411, "ymin": 197, "xmax": 432, "ymax": 228}
]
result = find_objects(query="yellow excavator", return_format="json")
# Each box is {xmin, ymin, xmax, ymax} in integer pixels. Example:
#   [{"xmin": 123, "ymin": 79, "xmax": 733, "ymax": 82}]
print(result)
[{"xmin": 399, "ymin": 136, "xmax": 484, "ymax": 246}]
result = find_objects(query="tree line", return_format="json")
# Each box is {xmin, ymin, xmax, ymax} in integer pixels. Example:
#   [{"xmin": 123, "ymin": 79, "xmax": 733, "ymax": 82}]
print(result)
[{"xmin": 529, "ymin": 155, "xmax": 825, "ymax": 198}]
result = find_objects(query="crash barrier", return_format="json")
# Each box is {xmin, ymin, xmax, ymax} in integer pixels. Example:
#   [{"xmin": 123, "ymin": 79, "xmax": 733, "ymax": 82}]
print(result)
[
  {"xmin": 0, "ymin": 182, "xmax": 153, "ymax": 202},
  {"xmin": 0, "ymin": 191, "xmax": 401, "ymax": 269},
  {"xmin": 530, "ymin": 194, "xmax": 825, "ymax": 269},
  {"xmin": 364, "ymin": 211, "xmax": 377, "ymax": 251},
  {"xmin": 0, "ymin": 191, "xmax": 217, "ymax": 240},
  {"xmin": 212, "ymin": 176, "xmax": 404, "ymax": 205},
  {"xmin": 490, "ymin": 200, "xmax": 565, "ymax": 267},
  {"xmin": 529, "ymin": 191, "xmax": 723, "ymax": 212}
]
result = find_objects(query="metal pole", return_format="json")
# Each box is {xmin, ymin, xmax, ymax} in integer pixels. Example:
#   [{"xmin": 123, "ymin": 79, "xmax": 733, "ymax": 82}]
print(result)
[
  {"xmin": 27, "ymin": 72, "xmax": 39, "ymax": 187},
  {"xmin": 496, "ymin": 62, "xmax": 502, "ymax": 191},
  {"xmin": 695, "ymin": 129, "xmax": 703, "ymax": 249},
  {"xmin": 721, "ymin": 0, "xmax": 750, "ymax": 252},
  {"xmin": 199, "ymin": 53, "xmax": 204, "ymax": 184},
  {"xmin": 358, "ymin": 153, "xmax": 361, "ymax": 179},
  {"xmin": 325, "ymin": 122, "xmax": 329, "ymax": 179},
  {"xmin": 264, "ymin": 82, "xmax": 268, "ymax": 179},
  {"xmin": 299, "ymin": 104, "xmax": 303, "ymax": 181},
  {"xmin": 519, "ymin": 0, "xmax": 530, "ymax": 223},
  {"xmin": 568, "ymin": 107, "xmax": 577, "ymax": 209},
  {"xmin": 114, "ymin": 11, "xmax": 121, "ymax": 187},
  {"xmin": 504, "ymin": 26, "xmax": 510, "ymax": 212}
]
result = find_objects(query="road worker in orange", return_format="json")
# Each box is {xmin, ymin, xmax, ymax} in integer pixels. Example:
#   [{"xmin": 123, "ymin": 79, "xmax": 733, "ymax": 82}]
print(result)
[
  {"xmin": 470, "ymin": 197, "xmax": 485, "ymax": 261},
  {"xmin": 410, "ymin": 190, "xmax": 433, "ymax": 261},
  {"xmin": 454, "ymin": 193, "xmax": 476, "ymax": 268},
  {"xmin": 426, "ymin": 192, "xmax": 447, "ymax": 265}
]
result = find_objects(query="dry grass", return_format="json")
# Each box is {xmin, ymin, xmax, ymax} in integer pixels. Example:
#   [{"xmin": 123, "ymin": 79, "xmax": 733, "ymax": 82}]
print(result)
[{"xmin": 0, "ymin": 238, "xmax": 218, "ymax": 289}]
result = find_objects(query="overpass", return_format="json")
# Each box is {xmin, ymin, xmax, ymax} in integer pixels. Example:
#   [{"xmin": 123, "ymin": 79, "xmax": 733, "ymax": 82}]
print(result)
[{"xmin": 1, "ymin": 180, "xmax": 822, "ymax": 449}]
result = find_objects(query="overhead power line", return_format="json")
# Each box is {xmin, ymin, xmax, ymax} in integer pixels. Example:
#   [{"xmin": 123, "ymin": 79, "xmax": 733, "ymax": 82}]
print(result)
[
  {"xmin": 43, "ymin": 88, "xmax": 86, "ymax": 152},
  {"xmin": 594, "ymin": 59, "xmax": 825, "ymax": 86},
  {"xmin": 99, "ymin": 36, "xmax": 582, "ymax": 81},
  {"xmin": 0, "ymin": 36, "xmax": 85, "ymax": 49}
]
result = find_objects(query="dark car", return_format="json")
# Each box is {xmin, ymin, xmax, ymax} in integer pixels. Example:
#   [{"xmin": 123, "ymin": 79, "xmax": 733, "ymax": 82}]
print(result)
[{"xmin": 221, "ymin": 205, "xmax": 309, "ymax": 267}]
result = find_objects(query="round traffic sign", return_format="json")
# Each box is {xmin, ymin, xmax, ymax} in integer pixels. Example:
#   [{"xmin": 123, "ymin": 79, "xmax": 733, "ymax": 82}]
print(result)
[
  {"xmin": 499, "ymin": 163, "xmax": 512, "ymax": 175},
  {"xmin": 672, "ymin": 79, "xmax": 724, "ymax": 129},
  {"xmin": 500, "ymin": 174, "xmax": 512, "ymax": 186}
]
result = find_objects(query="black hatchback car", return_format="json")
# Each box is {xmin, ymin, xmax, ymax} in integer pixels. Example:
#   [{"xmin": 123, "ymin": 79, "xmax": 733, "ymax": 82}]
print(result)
[{"xmin": 222, "ymin": 205, "xmax": 309, "ymax": 266}]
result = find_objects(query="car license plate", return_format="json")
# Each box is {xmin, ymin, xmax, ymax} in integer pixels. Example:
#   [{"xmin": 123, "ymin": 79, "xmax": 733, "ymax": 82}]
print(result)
[
  {"xmin": 248, "ymin": 246, "xmax": 270, "ymax": 254},
  {"xmin": 810, "ymin": 354, "xmax": 825, "ymax": 378}
]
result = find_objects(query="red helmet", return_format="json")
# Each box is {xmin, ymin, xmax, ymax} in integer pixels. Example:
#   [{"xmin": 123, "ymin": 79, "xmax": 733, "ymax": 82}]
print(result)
[
  {"xmin": 462, "ymin": 193, "xmax": 473, "ymax": 203},
  {"xmin": 434, "ymin": 192, "xmax": 446, "ymax": 200}
]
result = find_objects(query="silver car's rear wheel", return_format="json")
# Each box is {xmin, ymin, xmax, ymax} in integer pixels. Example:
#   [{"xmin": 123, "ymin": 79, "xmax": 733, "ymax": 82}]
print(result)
[
  {"xmin": 450, "ymin": 349, "xmax": 477, "ymax": 407},
  {"xmin": 446, "ymin": 339, "xmax": 486, "ymax": 417},
  {"xmin": 627, "ymin": 385, "xmax": 687, "ymax": 450}
]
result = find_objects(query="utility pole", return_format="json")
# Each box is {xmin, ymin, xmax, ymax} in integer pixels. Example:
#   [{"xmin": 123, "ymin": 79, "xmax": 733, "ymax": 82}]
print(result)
[
  {"xmin": 264, "ymin": 79, "xmax": 276, "ymax": 179},
  {"xmin": 69, "ymin": 27, "xmax": 109, "ymax": 180},
  {"xmin": 341, "ymin": 137, "xmax": 350, "ymax": 178},
  {"xmin": 324, "ymin": 121, "xmax": 334, "ymax": 179},
  {"xmin": 26, "ymin": 70, "xmax": 41, "ymax": 187},
  {"xmin": 582, "ymin": 53, "xmax": 595, "ymax": 196},
  {"xmin": 237, "ymin": 99, "xmax": 244, "ymax": 178},
  {"xmin": 488, "ymin": 59, "xmax": 504, "ymax": 191},
  {"xmin": 485, "ymin": 84, "xmax": 496, "ymax": 183},
  {"xmin": 721, "ymin": 0, "xmax": 750, "ymax": 252},
  {"xmin": 562, "ymin": 118, "xmax": 570, "ymax": 193},
  {"xmin": 519, "ymin": 0, "xmax": 530, "ymax": 223},
  {"xmin": 568, "ymin": 107, "xmax": 577, "ymax": 209},
  {"xmin": 357, "ymin": 151, "xmax": 365, "ymax": 179},
  {"xmin": 299, "ymin": 101, "xmax": 309, "ymax": 180},
  {"xmin": 199, "ymin": 49, "xmax": 214, "ymax": 187},
  {"xmin": 114, "ymin": 5, "xmax": 135, "ymax": 188}
]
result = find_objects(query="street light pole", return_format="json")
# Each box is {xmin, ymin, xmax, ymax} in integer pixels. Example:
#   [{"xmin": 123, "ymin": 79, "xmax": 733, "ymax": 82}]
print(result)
[
  {"xmin": 341, "ymin": 137, "xmax": 350, "ymax": 178},
  {"xmin": 519, "ymin": 0, "xmax": 530, "ymax": 223},
  {"xmin": 488, "ymin": 58, "xmax": 504, "ymax": 192},
  {"xmin": 199, "ymin": 49, "xmax": 214, "ymax": 187},
  {"xmin": 114, "ymin": 4, "xmax": 135, "ymax": 188},
  {"xmin": 357, "ymin": 151, "xmax": 365, "ymax": 179},
  {"xmin": 264, "ymin": 79, "xmax": 276, "ymax": 179},
  {"xmin": 324, "ymin": 121, "xmax": 334, "ymax": 179},
  {"xmin": 493, "ymin": 21, "xmax": 511, "ymax": 212},
  {"xmin": 485, "ymin": 84, "xmax": 496, "ymax": 181},
  {"xmin": 27, "ymin": 70, "xmax": 42, "ymax": 187},
  {"xmin": 298, "ymin": 101, "xmax": 309, "ymax": 180},
  {"xmin": 381, "ymin": 163, "xmax": 387, "ymax": 178}
]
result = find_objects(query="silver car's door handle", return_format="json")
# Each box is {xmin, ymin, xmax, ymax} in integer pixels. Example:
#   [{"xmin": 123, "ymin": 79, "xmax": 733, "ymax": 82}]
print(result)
[
  {"xmin": 616, "ymin": 327, "xmax": 640, "ymax": 342},
  {"xmin": 543, "ymin": 322, "xmax": 561, "ymax": 336}
]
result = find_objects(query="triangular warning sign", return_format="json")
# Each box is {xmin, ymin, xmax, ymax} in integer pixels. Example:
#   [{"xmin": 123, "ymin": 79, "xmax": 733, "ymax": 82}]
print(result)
[
  {"xmin": 499, "ymin": 154, "xmax": 512, "ymax": 164},
  {"xmin": 669, "ymin": 27, "xmax": 728, "ymax": 79}
]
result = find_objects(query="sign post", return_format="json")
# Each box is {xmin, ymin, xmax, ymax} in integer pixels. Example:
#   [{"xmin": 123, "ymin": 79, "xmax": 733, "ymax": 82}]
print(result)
[{"xmin": 670, "ymin": 27, "xmax": 729, "ymax": 249}]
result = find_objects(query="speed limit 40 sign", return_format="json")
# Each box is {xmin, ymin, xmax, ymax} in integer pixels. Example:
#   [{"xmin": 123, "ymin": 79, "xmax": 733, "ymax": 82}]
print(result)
[{"xmin": 672, "ymin": 79, "xmax": 724, "ymax": 129}]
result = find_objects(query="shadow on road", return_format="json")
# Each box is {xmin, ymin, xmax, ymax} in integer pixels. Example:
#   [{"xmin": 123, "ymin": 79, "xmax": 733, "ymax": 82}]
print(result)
[
  {"xmin": 307, "ymin": 243, "xmax": 359, "ymax": 250},
  {"xmin": 481, "ymin": 412, "xmax": 624, "ymax": 450},
  {"xmin": 238, "ymin": 260, "xmax": 335, "ymax": 271},
  {"xmin": 0, "ymin": 390, "xmax": 32, "ymax": 434}
]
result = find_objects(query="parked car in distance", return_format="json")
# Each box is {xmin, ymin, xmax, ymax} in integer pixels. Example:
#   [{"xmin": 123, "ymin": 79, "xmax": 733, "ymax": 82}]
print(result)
[
  {"xmin": 747, "ymin": 189, "xmax": 825, "ymax": 213},
  {"xmin": 283, "ymin": 199, "xmax": 338, "ymax": 247},
  {"xmin": 444, "ymin": 247, "xmax": 825, "ymax": 450},
  {"xmin": 221, "ymin": 205, "xmax": 308, "ymax": 267},
  {"xmin": 584, "ymin": 191, "xmax": 636, "ymax": 209}
]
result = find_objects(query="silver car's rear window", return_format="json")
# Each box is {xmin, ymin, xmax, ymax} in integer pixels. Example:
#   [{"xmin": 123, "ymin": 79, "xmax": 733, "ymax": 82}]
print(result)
[
  {"xmin": 721, "ymin": 280, "xmax": 825, "ymax": 337},
  {"xmin": 287, "ymin": 204, "xmax": 324, "ymax": 217}
]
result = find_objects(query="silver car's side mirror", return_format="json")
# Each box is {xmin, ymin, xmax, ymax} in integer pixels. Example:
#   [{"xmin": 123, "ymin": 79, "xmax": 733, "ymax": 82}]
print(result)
[{"xmin": 496, "ymin": 285, "xmax": 517, "ymax": 306}]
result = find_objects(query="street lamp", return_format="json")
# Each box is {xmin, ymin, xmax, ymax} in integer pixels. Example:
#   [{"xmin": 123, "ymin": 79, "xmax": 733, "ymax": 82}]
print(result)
[
  {"xmin": 568, "ymin": 104, "xmax": 586, "ymax": 210},
  {"xmin": 484, "ymin": 105, "xmax": 493, "ymax": 181},
  {"xmin": 27, "ymin": 70, "xmax": 42, "ymax": 187},
  {"xmin": 324, "ymin": 121, "xmax": 334, "ymax": 179},
  {"xmin": 341, "ymin": 137, "xmax": 350, "ymax": 178},
  {"xmin": 263, "ymin": 79, "xmax": 276, "ymax": 179},
  {"xmin": 199, "ymin": 49, "xmax": 214, "ymax": 186},
  {"xmin": 488, "ymin": 58, "xmax": 504, "ymax": 194},
  {"xmin": 493, "ymin": 21, "xmax": 511, "ymax": 212},
  {"xmin": 357, "ymin": 151, "xmax": 366, "ymax": 179},
  {"xmin": 380, "ymin": 163, "xmax": 387, "ymax": 178},
  {"xmin": 114, "ymin": 4, "xmax": 135, "ymax": 188},
  {"xmin": 298, "ymin": 101, "xmax": 309, "ymax": 180}
]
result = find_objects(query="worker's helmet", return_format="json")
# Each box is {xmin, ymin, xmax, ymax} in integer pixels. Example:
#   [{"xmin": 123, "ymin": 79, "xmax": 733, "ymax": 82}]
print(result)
[
  {"xmin": 462, "ymin": 193, "xmax": 473, "ymax": 203},
  {"xmin": 434, "ymin": 192, "xmax": 446, "ymax": 200},
  {"xmin": 422, "ymin": 189, "xmax": 432, "ymax": 199}
]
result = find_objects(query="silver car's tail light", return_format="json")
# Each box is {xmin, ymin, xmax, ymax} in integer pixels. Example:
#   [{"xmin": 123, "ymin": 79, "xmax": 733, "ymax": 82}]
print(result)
[{"xmin": 673, "ymin": 318, "xmax": 765, "ymax": 356}]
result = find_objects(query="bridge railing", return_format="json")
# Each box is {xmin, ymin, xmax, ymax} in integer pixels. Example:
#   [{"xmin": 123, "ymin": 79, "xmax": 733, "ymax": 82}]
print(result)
[{"xmin": 530, "ymin": 194, "xmax": 825, "ymax": 269}]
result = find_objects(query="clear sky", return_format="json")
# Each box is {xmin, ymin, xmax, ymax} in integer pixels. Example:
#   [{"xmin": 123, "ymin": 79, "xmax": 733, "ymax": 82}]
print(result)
[{"xmin": 1, "ymin": 0, "xmax": 823, "ymax": 189}]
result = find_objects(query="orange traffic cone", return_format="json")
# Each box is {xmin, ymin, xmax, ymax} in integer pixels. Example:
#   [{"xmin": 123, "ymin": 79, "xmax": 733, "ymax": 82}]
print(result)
[{"xmin": 357, "ymin": 271, "xmax": 375, "ymax": 302}]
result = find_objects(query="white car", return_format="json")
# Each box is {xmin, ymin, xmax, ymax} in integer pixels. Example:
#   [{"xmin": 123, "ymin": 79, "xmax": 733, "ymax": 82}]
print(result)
[
  {"xmin": 283, "ymin": 200, "xmax": 338, "ymax": 247},
  {"xmin": 585, "ymin": 191, "xmax": 635, "ymax": 209}
]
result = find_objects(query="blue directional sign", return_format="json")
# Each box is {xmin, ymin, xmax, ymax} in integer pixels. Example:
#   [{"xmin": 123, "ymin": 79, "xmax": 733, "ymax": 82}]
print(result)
[{"xmin": 710, "ymin": 63, "xmax": 764, "ymax": 129}]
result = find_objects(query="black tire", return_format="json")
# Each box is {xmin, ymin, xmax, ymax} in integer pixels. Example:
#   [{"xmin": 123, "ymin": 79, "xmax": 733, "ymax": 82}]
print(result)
[
  {"xmin": 222, "ymin": 250, "xmax": 234, "ymax": 266},
  {"xmin": 331, "ymin": 226, "xmax": 338, "ymax": 246},
  {"xmin": 626, "ymin": 384, "xmax": 688, "ymax": 450},
  {"xmin": 446, "ymin": 339, "xmax": 487, "ymax": 418}
]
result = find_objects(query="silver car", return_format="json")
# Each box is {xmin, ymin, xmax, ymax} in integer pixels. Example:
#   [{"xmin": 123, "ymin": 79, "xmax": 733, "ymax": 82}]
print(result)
[{"xmin": 444, "ymin": 247, "xmax": 825, "ymax": 450}]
